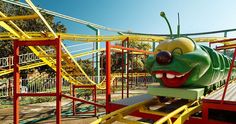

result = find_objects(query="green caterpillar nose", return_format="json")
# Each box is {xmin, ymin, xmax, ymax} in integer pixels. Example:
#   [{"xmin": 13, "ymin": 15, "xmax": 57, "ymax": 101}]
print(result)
[{"xmin": 156, "ymin": 51, "xmax": 172, "ymax": 65}]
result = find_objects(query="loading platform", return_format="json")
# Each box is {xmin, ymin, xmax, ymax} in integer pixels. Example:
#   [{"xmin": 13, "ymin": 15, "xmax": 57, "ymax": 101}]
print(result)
[{"xmin": 203, "ymin": 83, "xmax": 236, "ymax": 104}]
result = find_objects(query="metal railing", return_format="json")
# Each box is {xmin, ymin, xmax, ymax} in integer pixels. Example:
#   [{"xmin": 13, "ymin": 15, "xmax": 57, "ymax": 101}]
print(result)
[
  {"xmin": 0, "ymin": 49, "xmax": 54, "ymax": 68},
  {"xmin": 0, "ymin": 75, "xmax": 156, "ymax": 97}
]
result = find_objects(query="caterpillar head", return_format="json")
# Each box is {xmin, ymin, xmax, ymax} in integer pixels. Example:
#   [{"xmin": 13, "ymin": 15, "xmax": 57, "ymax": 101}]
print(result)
[{"xmin": 145, "ymin": 37, "xmax": 211, "ymax": 87}]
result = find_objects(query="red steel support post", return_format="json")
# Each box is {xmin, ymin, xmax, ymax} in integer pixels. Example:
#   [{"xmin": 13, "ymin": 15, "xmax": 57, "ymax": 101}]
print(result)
[
  {"xmin": 94, "ymin": 85, "xmax": 97, "ymax": 116},
  {"xmin": 130, "ymin": 54, "xmax": 133, "ymax": 89},
  {"xmin": 92, "ymin": 42, "xmax": 94, "ymax": 81},
  {"xmin": 56, "ymin": 38, "xmax": 62, "ymax": 124},
  {"xmin": 121, "ymin": 41, "xmax": 124, "ymax": 99},
  {"xmin": 106, "ymin": 41, "xmax": 111, "ymax": 113},
  {"xmin": 72, "ymin": 85, "xmax": 76, "ymax": 115},
  {"xmin": 101, "ymin": 52, "xmax": 104, "ymax": 95},
  {"xmin": 8, "ymin": 56, "xmax": 12, "ymax": 98},
  {"xmin": 202, "ymin": 102, "xmax": 209, "ymax": 122},
  {"xmin": 13, "ymin": 39, "xmax": 61, "ymax": 124},
  {"xmin": 121, "ymin": 41, "xmax": 125, "ymax": 99},
  {"xmin": 13, "ymin": 40, "xmax": 20, "ymax": 124},
  {"xmin": 126, "ymin": 40, "xmax": 130, "ymax": 98}
]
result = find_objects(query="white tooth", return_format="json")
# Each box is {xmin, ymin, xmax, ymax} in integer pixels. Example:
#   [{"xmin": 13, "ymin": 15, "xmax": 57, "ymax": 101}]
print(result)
[
  {"xmin": 155, "ymin": 73, "xmax": 163, "ymax": 78},
  {"xmin": 166, "ymin": 73, "xmax": 175, "ymax": 79},
  {"xmin": 176, "ymin": 74, "xmax": 184, "ymax": 78}
]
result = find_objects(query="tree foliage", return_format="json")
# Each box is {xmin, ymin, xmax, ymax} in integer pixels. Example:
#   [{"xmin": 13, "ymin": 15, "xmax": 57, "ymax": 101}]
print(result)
[
  {"xmin": 0, "ymin": 1, "xmax": 67, "ymax": 78},
  {"xmin": 77, "ymin": 59, "xmax": 95, "ymax": 76},
  {"xmin": 0, "ymin": 1, "xmax": 67, "ymax": 57},
  {"xmin": 101, "ymin": 41, "xmax": 151, "ymax": 74}
]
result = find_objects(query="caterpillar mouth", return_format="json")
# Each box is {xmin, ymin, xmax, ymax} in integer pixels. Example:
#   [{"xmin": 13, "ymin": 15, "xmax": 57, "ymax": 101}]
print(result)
[{"xmin": 152, "ymin": 70, "xmax": 191, "ymax": 87}]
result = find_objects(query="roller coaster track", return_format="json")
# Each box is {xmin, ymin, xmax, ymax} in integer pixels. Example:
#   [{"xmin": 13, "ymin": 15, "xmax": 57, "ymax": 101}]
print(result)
[
  {"xmin": 0, "ymin": 62, "xmax": 46, "ymax": 76},
  {"xmin": 3, "ymin": 0, "xmax": 236, "ymax": 38},
  {"xmin": 0, "ymin": 32, "xmax": 232, "ymax": 43},
  {"xmin": 92, "ymin": 99, "xmax": 201, "ymax": 124},
  {"xmin": 1, "ymin": 0, "xmax": 127, "ymax": 33},
  {"xmin": 1, "ymin": 1, "xmax": 235, "ymax": 123},
  {"xmin": 0, "ymin": 0, "xmax": 155, "ymax": 89},
  {"xmin": 0, "ymin": 8, "xmax": 93, "ymax": 88},
  {"xmin": 0, "ymin": 0, "xmax": 234, "ymax": 90}
]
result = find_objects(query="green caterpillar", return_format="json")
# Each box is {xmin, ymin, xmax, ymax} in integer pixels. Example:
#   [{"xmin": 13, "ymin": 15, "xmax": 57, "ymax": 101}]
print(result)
[
  {"xmin": 145, "ymin": 11, "xmax": 235, "ymax": 90},
  {"xmin": 145, "ymin": 37, "xmax": 235, "ymax": 88}
]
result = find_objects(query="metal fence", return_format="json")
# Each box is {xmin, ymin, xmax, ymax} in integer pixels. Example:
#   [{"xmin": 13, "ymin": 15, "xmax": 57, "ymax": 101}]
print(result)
[
  {"xmin": 0, "ymin": 75, "xmax": 156, "ymax": 98},
  {"xmin": 0, "ymin": 49, "xmax": 54, "ymax": 68}
]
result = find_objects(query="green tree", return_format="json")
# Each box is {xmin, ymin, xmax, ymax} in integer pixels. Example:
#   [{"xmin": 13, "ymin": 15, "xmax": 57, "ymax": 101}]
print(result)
[
  {"xmin": 0, "ymin": 1, "xmax": 67, "ymax": 78},
  {"xmin": 101, "ymin": 41, "xmax": 151, "ymax": 74},
  {"xmin": 77, "ymin": 59, "xmax": 95, "ymax": 76},
  {"xmin": 0, "ymin": 1, "xmax": 67, "ymax": 57}
]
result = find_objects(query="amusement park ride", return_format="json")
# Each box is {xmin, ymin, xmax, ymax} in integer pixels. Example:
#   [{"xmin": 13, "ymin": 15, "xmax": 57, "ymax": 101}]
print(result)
[{"xmin": 1, "ymin": 0, "xmax": 236, "ymax": 124}]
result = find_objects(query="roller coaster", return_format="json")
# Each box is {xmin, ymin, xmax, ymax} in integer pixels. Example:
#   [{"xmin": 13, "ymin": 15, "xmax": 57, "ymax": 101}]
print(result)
[{"xmin": 1, "ymin": 0, "xmax": 236, "ymax": 124}]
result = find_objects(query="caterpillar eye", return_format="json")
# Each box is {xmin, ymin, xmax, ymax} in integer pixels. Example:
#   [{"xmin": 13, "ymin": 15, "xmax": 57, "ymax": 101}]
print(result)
[
  {"xmin": 156, "ymin": 51, "xmax": 172, "ymax": 65},
  {"xmin": 172, "ymin": 48, "xmax": 183, "ymax": 55}
]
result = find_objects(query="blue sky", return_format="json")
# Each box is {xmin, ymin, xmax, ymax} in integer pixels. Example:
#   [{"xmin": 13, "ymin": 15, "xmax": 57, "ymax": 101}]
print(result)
[{"xmin": 26, "ymin": 0, "xmax": 236, "ymax": 37}]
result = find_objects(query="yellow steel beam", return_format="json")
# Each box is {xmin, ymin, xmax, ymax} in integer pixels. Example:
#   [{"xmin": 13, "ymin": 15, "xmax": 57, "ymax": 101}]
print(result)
[
  {"xmin": 0, "ymin": 15, "xmax": 79, "ymax": 85},
  {"xmin": 0, "ymin": 11, "xmax": 30, "ymax": 39},
  {"xmin": 0, "ymin": 32, "xmax": 167, "ymax": 42},
  {"xmin": 33, "ymin": 46, "xmax": 81, "ymax": 85},
  {"xmin": 117, "ymin": 118, "xmax": 147, "ymax": 124},
  {"xmin": 26, "ymin": 0, "xmax": 105, "ymax": 86},
  {"xmin": 0, "ymin": 9, "xmax": 83, "ymax": 86},
  {"xmin": 0, "ymin": 9, "xmax": 110, "ymax": 89},
  {"xmin": 113, "ymin": 73, "xmax": 151, "ymax": 77},
  {"xmin": 0, "ymin": 31, "xmax": 233, "ymax": 44},
  {"xmin": 174, "ymin": 105, "xmax": 201, "ymax": 124},
  {"xmin": 26, "ymin": 0, "xmax": 57, "ymax": 38},
  {"xmin": 0, "ymin": 14, "xmax": 38, "ymax": 21},
  {"xmin": 72, "ymin": 49, "xmax": 105, "ymax": 58},
  {"xmin": 139, "ymin": 106, "xmax": 178, "ymax": 118},
  {"xmin": 0, "ymin": 62, "xmax": 46, "ymax": 77},
  {"xmin": 0, "ymin": 22, "xmax": 21, "ymax": 38}
]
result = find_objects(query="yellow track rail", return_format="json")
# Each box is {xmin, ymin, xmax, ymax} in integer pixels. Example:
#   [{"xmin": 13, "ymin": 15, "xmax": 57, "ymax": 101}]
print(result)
[
  {"xmin": 154, "ymin": 100, "xmax": 201, "ymax": 124},
  {"xmin": 0, "ymin": 62, "xmax": 46, "ymax": 76},
  {"xmin": 0, "ymin": 3, "xmax": 153, "ymax": 90},
  {"xmin": 0, "ymin": 32, "xmax": 232, "ymax": 43},
  {"xmin": 92, "ymin": 99, "xmax": 200, "ymax": 124},
  {"xmin": 0, "ymin": 0, "xmax": 157, "ymax": 90},
  {"xmin": 0, "ymin": 0, "xmax": 233, "ymax": 91}
]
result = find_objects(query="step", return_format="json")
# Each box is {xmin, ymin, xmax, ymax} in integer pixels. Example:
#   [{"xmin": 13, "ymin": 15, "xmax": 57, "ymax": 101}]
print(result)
[{"xmin": 148, "ymin": 86, "xmax": 204, "ymax": 100}]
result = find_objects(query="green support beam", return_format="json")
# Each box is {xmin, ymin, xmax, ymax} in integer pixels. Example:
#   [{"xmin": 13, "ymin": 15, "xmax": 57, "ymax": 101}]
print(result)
[
  {"xmin": 118, "ymin": 32, "xmax": 127, "ymax": 74},
  {"xmin": 87, "ymin": 25, "xmax": 101, "ymax": 83},
  {"xmin": 152, "ymin": 42, "xmax": 156, "ymax": 52}
]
